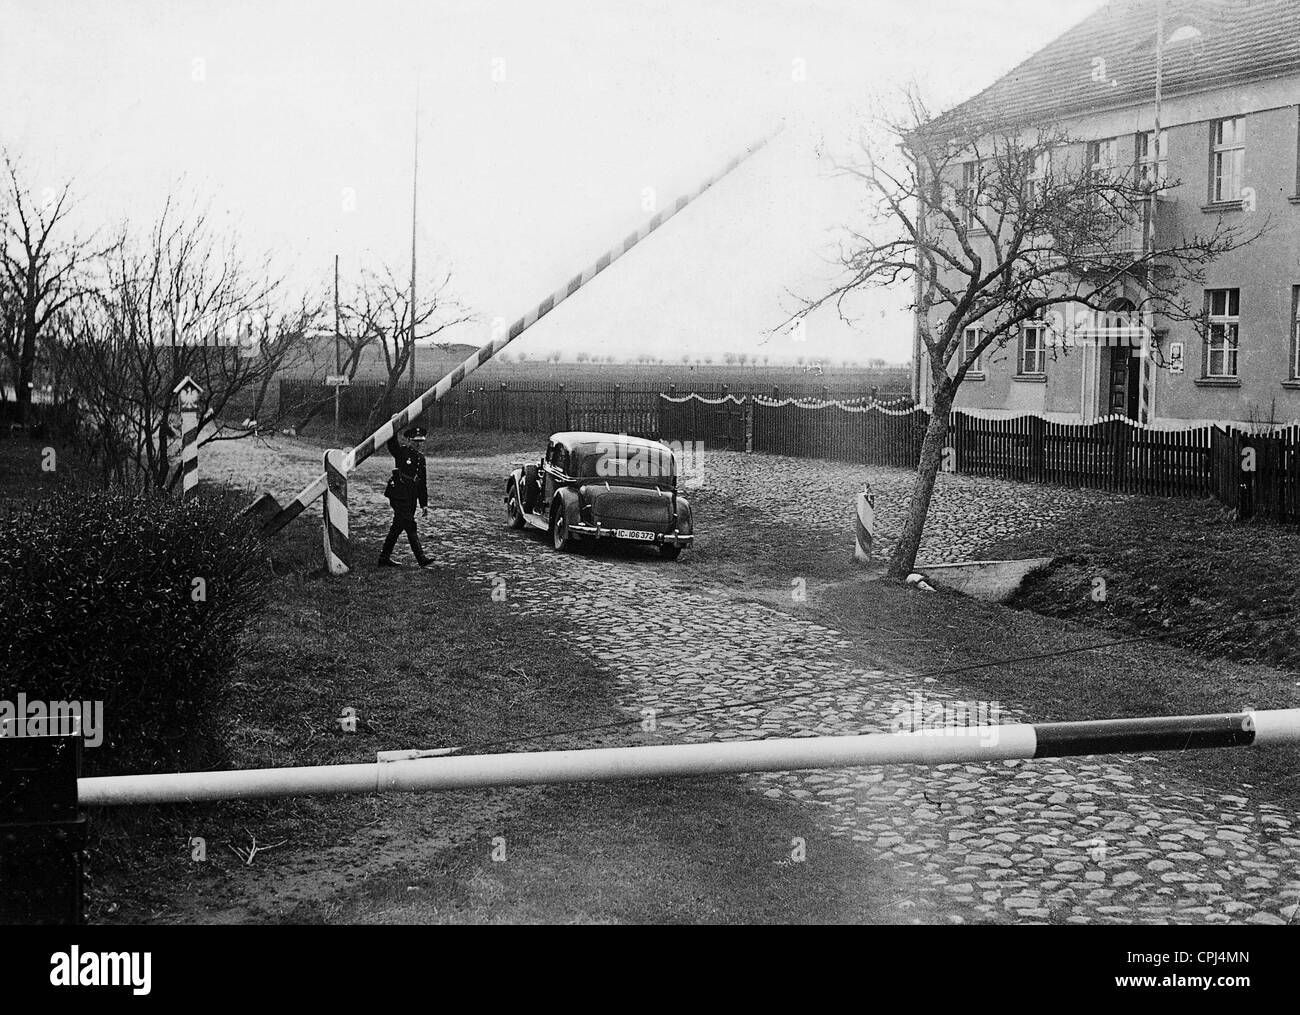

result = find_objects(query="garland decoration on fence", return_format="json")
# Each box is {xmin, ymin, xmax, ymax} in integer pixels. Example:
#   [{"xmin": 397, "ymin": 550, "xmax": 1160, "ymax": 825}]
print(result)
[
  {"xmin": 659, "ymin": 393, "xmax": 750, "ymax": 405},
  {"xmin": 750, "ymin": 394, "xmax": 923, "ymax": 415},
  {"xmin": 660, "ymin": 391, "xmax": 921, "ymax": 414}
]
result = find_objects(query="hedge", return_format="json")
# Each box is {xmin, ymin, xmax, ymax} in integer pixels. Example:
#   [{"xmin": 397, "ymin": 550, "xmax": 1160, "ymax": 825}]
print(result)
[{"xmin": 0, "ymin": 488, "xmax": 268, "ymax": 774}]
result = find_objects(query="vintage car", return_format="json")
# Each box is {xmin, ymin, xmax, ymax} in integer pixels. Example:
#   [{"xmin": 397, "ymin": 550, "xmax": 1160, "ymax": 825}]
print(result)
[{"xmin": 504, "ymin": 431, "xmax": 694, "ymax": 559}]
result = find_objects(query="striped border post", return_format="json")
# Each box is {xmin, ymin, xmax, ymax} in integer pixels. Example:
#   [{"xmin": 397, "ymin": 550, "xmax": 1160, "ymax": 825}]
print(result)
[
  {"xmin": 322, "ymin": 450, "xmax": 350, "ymax": 575},
  {"xmin": 180, "ymin": 408, "xmax": 199, "ymax": 497},
  {"xmin": 172, "ymin": 375, "xmax": 203, "ymax": 498},
  {"xmin": 854, "ymin": 483, "xmax": 875, "ymax": 563},
  {"xmin": 256, "ymin": 125, "xmax": 783, "ymax": 535},
  {"xmin": 75, "ymin": 709, "xmax": 1300, "ymax": 806}
]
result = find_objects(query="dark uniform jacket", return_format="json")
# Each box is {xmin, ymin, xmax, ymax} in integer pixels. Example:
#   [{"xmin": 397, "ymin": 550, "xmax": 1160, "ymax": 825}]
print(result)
[{"xmin": 386, "ymin": 437, "xmax": 428, "ymax": 516}]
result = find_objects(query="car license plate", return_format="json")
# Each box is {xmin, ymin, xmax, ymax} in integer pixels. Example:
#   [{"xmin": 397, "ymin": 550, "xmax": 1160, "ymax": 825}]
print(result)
[{"xmin": 615, "ymin": 528, "xmax": 655, "ymax": 541}]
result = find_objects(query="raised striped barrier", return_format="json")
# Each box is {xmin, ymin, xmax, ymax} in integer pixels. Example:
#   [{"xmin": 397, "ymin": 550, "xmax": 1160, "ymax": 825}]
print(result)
[{"xmin": 250, "ymin": 127, "xmax": 782, "ymax": 546}]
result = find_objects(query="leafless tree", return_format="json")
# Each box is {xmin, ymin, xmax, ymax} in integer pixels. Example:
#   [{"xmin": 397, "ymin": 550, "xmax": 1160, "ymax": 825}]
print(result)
[
  {"xmin": 795, "ymin": 95, "xmax": 1260, "ymax": 578},
  {"xmin": 58, "ymin": 197, "xmax": 319, "ymax": 488},
  {"xmin": 0, "ymin": 152, "xmax": 107, "ymax": 424},
  {"xmin": 340, "ymin": 264, "xmax": 470, "ymax": 432}
]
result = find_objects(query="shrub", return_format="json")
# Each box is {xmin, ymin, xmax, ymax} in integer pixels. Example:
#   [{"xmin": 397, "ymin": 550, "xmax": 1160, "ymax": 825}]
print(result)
[{"xmin": 0, "ymin": 488, "xmax": 269, "ymax": 774}]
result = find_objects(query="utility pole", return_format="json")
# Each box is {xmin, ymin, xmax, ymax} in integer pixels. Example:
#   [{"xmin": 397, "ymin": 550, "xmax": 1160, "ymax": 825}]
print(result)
[
  {"xmin": 408, "ymin": 80, "xmax": 419, "ymax": 399},
  {"xmin": 1139, "ymin": 0, "xmax": 1165, "ymax": 426},
  {"xmin": 334, "ymin": 253, "xmax": 341, "ymax": 442}
]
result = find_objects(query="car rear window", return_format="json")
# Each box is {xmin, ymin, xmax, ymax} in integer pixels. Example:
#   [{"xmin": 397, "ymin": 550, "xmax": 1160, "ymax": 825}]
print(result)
[{"xmin": 572, "ymin": 441, "xmax": 676, "ymax": 480}]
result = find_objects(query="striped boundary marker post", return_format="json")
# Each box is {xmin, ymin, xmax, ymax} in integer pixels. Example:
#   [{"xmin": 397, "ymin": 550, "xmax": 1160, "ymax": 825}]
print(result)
[
  {"xmin": 854, "ymin": 484, "xmax": 875, "ymax": 563},
  {"xmin": 74, "ymin": 709, "xmax": 1300, "ymax": 806},
  {"xmin": 322, "ymin": 450, "xmax": 350, "ymax": 575},
  {"xmin": 255, "ymin": 125, "xmax": 783, "ymax": 536},
  {"xmin": 180, "ymin": 408, "xmax": 199, "ymax": 497}
]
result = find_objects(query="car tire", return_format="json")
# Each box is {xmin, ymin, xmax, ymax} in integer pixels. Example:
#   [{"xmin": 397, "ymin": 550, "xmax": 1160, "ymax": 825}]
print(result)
[
  {"xmin": 659, "ymin": 544, "xmax": 682, "ymax": 560},
  {"xmin": 506, "ymin": 483, "xmax": 525, "ymax": 529},
  {"xmin": 552, "ymin": 508, "xmax": 574, "ymax": 552}
]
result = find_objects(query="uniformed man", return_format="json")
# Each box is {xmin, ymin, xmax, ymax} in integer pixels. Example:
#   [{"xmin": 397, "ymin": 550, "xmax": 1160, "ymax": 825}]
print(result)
[{"xmin": 378, "ymin": 426, "xmax": 431, "ymax": 567}]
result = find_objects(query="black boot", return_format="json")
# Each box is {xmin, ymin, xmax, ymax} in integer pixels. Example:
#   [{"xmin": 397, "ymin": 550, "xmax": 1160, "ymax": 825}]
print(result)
[{"xmin": 377, "ymin": 557, "xmax": 400, "ymax": 567}]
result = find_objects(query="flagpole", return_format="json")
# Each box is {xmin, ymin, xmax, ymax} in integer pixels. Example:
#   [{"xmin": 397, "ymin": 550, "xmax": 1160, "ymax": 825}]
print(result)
[
  {"xmin": 408, "ymin": 79, "xmax": 420, "ymax": 399},
  {"xmin": 334, "ymin": 253, "xmax": 341, "ymax": 442}
]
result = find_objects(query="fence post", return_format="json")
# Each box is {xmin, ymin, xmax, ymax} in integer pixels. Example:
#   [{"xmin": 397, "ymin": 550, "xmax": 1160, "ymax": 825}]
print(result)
[
  {"xmin": 1030, "ymin": 414, "xmax": 1046, "ymax": 484},
  {"xmin": 1111, "ymin": 418, "xmax": 1129, "ymax": 490},
  {"xmin": 0, "ymin": 729, "xmax": 86, "ymax": 924}
]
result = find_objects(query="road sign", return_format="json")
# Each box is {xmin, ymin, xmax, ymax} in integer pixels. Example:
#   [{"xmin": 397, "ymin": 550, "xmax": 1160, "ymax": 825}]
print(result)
[{"xmin": 324, "ymin": 375, "xmax": 350, "ymax": 387}]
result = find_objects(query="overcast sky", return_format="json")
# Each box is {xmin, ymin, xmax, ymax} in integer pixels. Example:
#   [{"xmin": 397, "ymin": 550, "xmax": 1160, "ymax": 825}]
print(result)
[{"xmin": 0, "ymin": 0, "xmax": 1107, "ymax": 364}]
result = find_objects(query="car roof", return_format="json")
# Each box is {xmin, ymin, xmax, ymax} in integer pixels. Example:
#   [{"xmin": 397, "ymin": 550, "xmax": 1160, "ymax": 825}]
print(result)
[{"xmin": 548, "ymin": 431, "xmax": 669, "ymax": 452}]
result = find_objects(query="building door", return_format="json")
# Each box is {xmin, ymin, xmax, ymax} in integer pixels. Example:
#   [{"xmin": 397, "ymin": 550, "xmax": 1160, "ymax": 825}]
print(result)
[{"xmin": 1105, "ymin": 348, "xmax": 1141, "ymax": 420}]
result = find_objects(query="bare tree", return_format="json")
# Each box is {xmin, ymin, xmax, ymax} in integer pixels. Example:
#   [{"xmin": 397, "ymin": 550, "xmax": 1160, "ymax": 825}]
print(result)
[
  {"xmin": 341, "ymin": 264, "xmax": 470, "ymax": 432},
  {"xmin": 58, "ymin": 197, "xmax": 318, "ymax": 489},
  {"xmin": 796, "ymin": 96, "xmax": 1259, "ymax": 578},
  {"xmin": 0, "ymin": 153, "xmax": 106, "ymax": 424}
]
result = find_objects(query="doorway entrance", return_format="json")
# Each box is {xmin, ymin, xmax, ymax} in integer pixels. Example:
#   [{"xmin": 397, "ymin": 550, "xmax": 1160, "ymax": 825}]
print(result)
[
  {"xmin": 1098, "ymin": 297, "xmax": 1141, "ymax": 421},
  {"xmin": 1105, "ymin": 346, "xmax": 1141, "ymax": 420}
]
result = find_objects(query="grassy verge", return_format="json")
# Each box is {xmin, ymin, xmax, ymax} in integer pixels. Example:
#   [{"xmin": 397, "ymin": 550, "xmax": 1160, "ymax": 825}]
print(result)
[{"xmin": 981, "ymin": 493, "xmax": 1300, "ymax": 674}]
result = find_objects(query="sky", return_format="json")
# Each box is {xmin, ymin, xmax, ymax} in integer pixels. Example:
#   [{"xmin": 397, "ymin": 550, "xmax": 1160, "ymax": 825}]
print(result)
[{"xmin": 0, "ymin": 0, "xmax": 1108, "ymax": 365}]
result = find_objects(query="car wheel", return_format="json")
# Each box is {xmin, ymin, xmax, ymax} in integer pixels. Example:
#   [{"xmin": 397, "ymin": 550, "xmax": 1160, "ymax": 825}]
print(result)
[
  {"xmin": 506, "ymin": 483, "xmax": 525, "ymax": 529},
  {"xmin": 659, "ymin": 544, "xmax": 682, "ymax": 560},
  {"xmin": 552, "ymin": 509, "xmax": 573, "ymax": 552}
]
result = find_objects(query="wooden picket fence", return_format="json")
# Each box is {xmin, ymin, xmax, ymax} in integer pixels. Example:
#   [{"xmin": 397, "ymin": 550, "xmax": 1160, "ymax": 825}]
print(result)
[
  {"xmin": 279, "ymin": 378, "xmax": 895, "ymax": 438},
  {"xmin": 663, "ymin": 394, "xmax": 1300, "ymax": 523}
]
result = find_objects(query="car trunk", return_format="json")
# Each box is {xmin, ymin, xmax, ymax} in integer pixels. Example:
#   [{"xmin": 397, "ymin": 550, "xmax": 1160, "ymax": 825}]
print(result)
[{"xmin": 585, "ymin": 484, "xmax": 673, "ymax": 529}]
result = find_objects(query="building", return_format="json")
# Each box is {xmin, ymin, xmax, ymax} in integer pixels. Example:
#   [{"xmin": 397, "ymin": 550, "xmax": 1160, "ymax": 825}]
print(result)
[{"xmin": 914, "ymin": 0, "xmax": 1300, "ymax": 428}]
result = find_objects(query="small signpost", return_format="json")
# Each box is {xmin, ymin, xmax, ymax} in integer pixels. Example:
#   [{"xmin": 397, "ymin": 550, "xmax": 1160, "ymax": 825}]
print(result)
[
  {"xmin": 324, "ymin": 375, "xmax": 350, "ymax": 387},
  {"xmin": 173, "ymin": 375, "xmax": 204, "ymax": 497}
]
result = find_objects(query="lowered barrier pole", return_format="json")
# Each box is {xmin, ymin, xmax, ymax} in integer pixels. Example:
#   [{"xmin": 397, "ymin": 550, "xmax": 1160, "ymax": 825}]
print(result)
[
  {"xmin": 78, "ymin": 709, "xmax": 1300, "ymax": 807},
  {"xmin": 251, "ymin": 126, "xmax": 782, "ymax": 538}
]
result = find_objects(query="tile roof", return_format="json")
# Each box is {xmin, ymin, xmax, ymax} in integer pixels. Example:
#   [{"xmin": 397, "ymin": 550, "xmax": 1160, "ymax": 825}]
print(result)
[{"xmin": 929, "ymin": 0, "xmax": 1300, "ymax": 132}]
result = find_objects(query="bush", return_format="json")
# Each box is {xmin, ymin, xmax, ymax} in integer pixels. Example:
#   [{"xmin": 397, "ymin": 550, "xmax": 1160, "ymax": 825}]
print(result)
[{"xmin": 0, "ymin": 488, "xmax": 269, "ymax": 774}]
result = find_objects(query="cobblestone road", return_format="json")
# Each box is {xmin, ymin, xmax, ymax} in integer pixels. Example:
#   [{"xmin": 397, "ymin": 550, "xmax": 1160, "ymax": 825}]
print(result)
[{"xmin": 212, "ymin": 438, "xmax": 1300, "ymax": 924}]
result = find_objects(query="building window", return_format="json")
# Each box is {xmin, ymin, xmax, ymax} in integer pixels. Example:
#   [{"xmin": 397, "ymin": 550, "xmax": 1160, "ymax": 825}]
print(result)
[
  {"xmin": 961, "ymin": 161, "xmax": 985, "ymax": 230},
  {"xmin": 1205, "ymin": 288, "xmax": 1240, "ymax": 378},
  {"xmin": 1211, "ymin": 117, "xmax": 1245, "ymax": 202},
  {"xmin": 963, "ymin": 326, "xmax": 983, "ymax": 373},
  {"xmin": 1025, "ymin": 149, "xmax": 1051, "ymax": 208},
  {"xmin": 1138, "ymin": 129, "xmax": 1168, "ymax": 194},
  {"xmin": 1020, "ymin": 324, "xmax": 1046, "ymax": 375},
  {"xmin": 1087, "ymin": 138, "xmax": 1120, "ymax": 177},
  {"xmin": 1291, "ymin": 286, "xmax": 1300, "ymax": 380}
]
